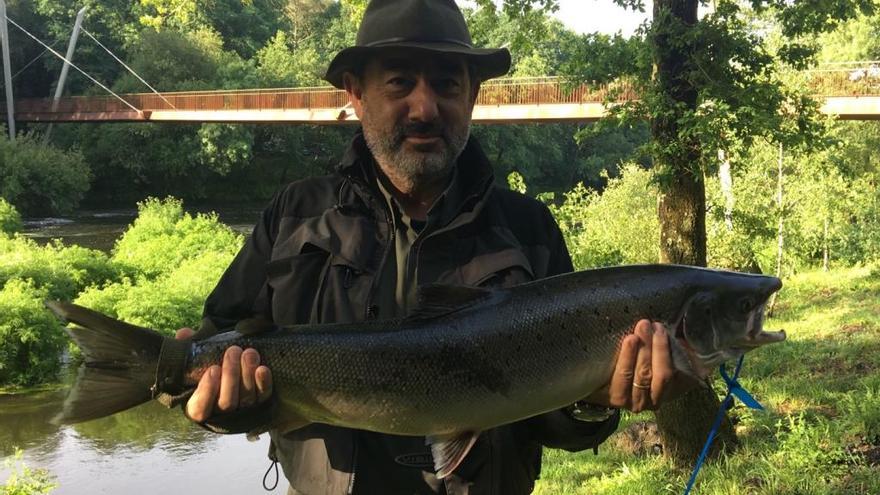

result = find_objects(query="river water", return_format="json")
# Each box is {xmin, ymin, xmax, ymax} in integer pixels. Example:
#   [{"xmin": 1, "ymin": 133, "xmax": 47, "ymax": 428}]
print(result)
[{"xmin": 2, "ymin": 208, "xmax": 285, "ymax": 493}]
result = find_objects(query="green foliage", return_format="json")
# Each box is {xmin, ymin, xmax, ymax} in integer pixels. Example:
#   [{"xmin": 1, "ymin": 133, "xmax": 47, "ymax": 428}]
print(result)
[
  {"xmin": 71, "ymin": 197, "xmax": 243, "ymax": 334},
  {"xmin": 197, "ymin": 124, "xmax": 254, "ymax": 176},
  {"xmin": 0, "ymin": 280, "xmax": 66, "ymax": 387},
  {"xmin": 545, "ymin": 164, "xmax": 659, "ymax": 269},
  {"xmin": 0, "ymin": 236, "xmax": 118, "ymax": 301},
  {"xmin": 111, "ymin": 197, "xmax": 243, "ymax": 279},
  {"xmin": 0, "ymin": 198, "xmax": 22, "ymax": 235},
  {"xmin": 1, "ymin": 448, "xmax": 57, "ymax": 495},
  {"xmin": 76, "ymin": 250, "xmax": 237, "ymax": 334},
  {"xmin": 0, "ymin": 135, "xmax": 90, "ymax": 216},
  {"xmin": 706, "ymin": 120, "xmax": 880, "ymax": 272}
]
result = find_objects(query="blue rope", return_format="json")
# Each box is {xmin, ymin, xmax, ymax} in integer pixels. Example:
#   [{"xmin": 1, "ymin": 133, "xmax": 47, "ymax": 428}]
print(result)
[{"xmin": 683, "ymin": 355, "xmax": 764, "ymax": 495}]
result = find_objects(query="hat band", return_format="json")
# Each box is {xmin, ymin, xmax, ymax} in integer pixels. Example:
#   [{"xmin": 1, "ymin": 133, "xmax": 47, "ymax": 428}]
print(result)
[{"xmin": 363, "ymin": 37, "xmax": 474, "ymax": 49}]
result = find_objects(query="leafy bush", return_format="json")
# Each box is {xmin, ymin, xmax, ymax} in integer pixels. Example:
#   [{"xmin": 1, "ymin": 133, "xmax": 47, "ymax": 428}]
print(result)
[
  {"xmin": 0, "ymin": 280, "xmax": 66, "ymax": 387},
  {"xmin": 0, "ymin": 135, "xmax": 90, "ymax": 216},
  {"xmin": 545, "ymin": 164, "xmax": 659, "ymax": 269},
  {"xmin": 75, "ymin": 197, "xmax": 243, "ymax": 334},
  {"xmin": 1, "ymin": 448, "xmax": 57, "ymax": 495},
  {"xmin": 76, "ymin": 251, "xmax": 237, "ymax": 335},
  {"xmin": 0, "ymin": 236, "xmax": 118, "ymax": 301},
  {"xmin": 0, "ymin": 198, "xmax": 22, "ymax": 235},
  {"xmin": 111, "ymin": 197, "xmax": 243, "ymax": 279}
]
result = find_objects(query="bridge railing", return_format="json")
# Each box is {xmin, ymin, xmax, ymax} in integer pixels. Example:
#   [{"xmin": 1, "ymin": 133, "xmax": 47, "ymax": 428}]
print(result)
[
  {"xmin": 13, "ymin": 77, "xmax": 635, "ymax": 115},
  {"xmin": 804, "ymin": 65, "xmax": 880, "ymax": 96},
  {"xmin": 11, "ymin": 68, "xmax": 880, "ymax": 117}
]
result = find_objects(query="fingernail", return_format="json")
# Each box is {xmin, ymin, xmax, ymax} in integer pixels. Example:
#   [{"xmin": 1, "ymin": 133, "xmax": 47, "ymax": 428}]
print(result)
[
  {"xmin": 656, "ymin": 325, "xmax": 667, "ymax": 337},
  {"xmin": 244, "ymin": 350, "xmax": 259, "ymax": 366},
  {"xmin": 209, "ymin": 366, "xmax": 219, "ymax": 379}
]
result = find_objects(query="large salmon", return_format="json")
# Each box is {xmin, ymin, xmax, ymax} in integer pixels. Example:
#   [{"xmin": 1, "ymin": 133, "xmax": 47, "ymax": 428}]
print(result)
[{"xmin": 47, "ymin": 264, "xmax": 786, "ymax": 477}]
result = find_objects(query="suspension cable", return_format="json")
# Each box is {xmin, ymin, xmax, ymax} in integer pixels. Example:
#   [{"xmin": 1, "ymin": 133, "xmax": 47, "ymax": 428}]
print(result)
[
  {"xmin": 80, "ymin": 27, "xmax": 176, "ymax": 109},
  {"xmin": 3, "ymin": 15, "xmax": 140, "ymax": 113},
  {"xmin": 11, "ymin": 42, "xmax": 57, "ymax": 79}
]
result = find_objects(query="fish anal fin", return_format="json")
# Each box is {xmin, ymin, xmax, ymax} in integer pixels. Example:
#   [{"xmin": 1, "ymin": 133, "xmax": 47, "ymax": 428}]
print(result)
[
  {"xmin": 408, "ymin": 285, "xmax": 493, "ymax": 321},
  {"xmin": 427, "ymin": 431, "xmax": 480, "ymax": 479}
]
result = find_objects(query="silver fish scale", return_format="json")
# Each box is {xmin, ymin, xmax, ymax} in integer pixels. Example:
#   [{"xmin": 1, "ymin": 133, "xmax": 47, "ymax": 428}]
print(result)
[{"xmin": 188, "ymin": 265, "xmax": 774, "ymax": 436}]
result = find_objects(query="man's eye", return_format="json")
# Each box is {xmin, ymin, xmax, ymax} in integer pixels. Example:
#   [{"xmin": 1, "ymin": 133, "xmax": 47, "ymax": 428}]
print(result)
[
  {"xmin": 436, "ymin": 79, "xmax": 461, "ymax": 92},
  {"xmin": 387, "ymin": 77, "xmax": 411, "ymax": 88}
]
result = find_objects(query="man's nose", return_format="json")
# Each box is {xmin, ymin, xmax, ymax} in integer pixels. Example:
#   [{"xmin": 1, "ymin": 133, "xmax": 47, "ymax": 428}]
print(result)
[{"xmin": 407, "ymin": 79, "xmax": 440, "ymax": 123}]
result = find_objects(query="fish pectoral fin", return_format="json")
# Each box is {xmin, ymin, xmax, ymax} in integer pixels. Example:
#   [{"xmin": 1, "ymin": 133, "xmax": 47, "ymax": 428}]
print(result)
[
  {"xmin": 408, "ymin": 285, "xmax": 494, "ymax": 321},
  {"xmin": 426, "ymin": 431, "xmax": 480, "ymax": 479}
]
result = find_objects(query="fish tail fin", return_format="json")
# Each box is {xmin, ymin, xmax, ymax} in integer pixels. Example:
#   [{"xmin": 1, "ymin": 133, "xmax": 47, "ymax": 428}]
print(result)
[{"xmin": 46, "ymin": 301, "xmax": 167, "ymax": 424}]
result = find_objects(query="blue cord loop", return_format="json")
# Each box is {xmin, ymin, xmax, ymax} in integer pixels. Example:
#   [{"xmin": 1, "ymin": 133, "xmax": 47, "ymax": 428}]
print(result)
[{"xmin": 683, "ymin": 355, "xmax": 763, "ymax": 495}]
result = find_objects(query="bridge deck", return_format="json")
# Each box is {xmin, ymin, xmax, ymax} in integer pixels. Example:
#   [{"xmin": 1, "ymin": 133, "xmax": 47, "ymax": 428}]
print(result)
[{"xmin": 11, "ymin": 72, "xmax": 880, "ymax": 123}]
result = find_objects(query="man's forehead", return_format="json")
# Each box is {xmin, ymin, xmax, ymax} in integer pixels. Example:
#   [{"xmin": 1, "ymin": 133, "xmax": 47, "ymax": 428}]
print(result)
[{"xmin": 371, "ymin": 50, "xmax": 468, "ymax": 75}]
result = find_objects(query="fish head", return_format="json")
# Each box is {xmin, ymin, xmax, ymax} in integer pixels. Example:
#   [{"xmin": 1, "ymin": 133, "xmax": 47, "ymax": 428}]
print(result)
[{"xmin": 676, "ymin": 273, "xmax": 786, "ymax": 371}]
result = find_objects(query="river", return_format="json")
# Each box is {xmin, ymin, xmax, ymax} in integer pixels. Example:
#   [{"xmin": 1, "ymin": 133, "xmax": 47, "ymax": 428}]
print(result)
[{"xmin": 3, "ymin": 208, "xmax": 284, "ymax": 494}]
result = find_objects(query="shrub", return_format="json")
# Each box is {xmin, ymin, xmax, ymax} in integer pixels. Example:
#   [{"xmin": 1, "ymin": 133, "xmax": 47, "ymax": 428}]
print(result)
[
  {"xmin": 0, "ymin": 236, "xmax": 118, "ymax": 301},
  {"xmin": 0, "ymin": 198, "xmax": 22, "ymax": 235},
  {"xmin": 76, "ymin": 198, "xmax": 242, "ymax": 334},
  {"xmin": 545, "ymin": 164, "xmax": 659, "ymax": 269},
  {"xmin": 1, "ymin": 448, "xmax": 57, "ymax": 495},
  {"xmin": 0, "ymin": 135, "xmax": 90, "ymax": 216},
  {"xmin": 75, "ymin": 250, "xmax": 236, "ymax": 335},
  {"xmin": 0, "ymin": 280, "xmax": 66, "ymax": 387},
  {"xmin": 111, "ymin": 197, "xmax": 243, "ymax": 279}
]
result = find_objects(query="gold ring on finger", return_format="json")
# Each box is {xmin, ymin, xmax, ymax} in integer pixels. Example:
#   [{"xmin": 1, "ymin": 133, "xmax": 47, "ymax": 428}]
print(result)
[{"xmin": 632, "ymin": 382, "xmax": 651, "ymax": 390}]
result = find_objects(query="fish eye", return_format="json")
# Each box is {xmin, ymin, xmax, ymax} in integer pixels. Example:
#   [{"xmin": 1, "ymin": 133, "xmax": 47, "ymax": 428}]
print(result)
[{"xmin": 738, "ymin": 297, "xmax": 754, "ymax": 314}]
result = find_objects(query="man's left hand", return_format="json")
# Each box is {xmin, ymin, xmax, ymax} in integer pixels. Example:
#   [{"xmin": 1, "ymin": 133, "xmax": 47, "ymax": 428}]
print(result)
[{"xmin": 585, "ymin": 320, "xmax": 697, "ymax": 413}]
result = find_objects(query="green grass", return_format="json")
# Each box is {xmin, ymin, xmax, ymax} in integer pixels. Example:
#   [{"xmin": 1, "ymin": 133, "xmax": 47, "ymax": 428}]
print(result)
[{"xmin": 535, "ymin": 265, "xmax": 880, "ymax": 495}]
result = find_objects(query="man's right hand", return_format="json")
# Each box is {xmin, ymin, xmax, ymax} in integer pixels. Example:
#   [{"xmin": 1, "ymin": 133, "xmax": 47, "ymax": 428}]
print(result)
[{"xmin": 175, "ymin": 328, "xmax": 273, "ymax": 422}]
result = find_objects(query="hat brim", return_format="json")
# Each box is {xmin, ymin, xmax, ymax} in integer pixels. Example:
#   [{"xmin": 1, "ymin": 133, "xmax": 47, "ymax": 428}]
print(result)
[{"xmin": 324, "ymin": 43, "xmax": 511, "ymax": 89}]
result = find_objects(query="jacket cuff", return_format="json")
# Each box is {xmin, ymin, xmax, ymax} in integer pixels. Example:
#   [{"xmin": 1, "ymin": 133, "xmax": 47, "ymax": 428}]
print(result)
[
  {"xmin": 525, "ymin": 408, "xmax": 621, "ymax": 452},
  {"xmin": 183, "ymin": 396, "xmax": 277, "ymax": 435}
]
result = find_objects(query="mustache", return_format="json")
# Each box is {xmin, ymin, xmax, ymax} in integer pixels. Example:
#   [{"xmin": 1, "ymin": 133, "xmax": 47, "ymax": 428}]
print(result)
[{"xmin": 393, "ymin": 122, "xmax": 448, "ymax": 143}]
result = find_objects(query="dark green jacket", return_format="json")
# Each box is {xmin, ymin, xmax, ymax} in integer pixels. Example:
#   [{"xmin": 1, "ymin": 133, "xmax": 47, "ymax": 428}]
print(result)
[{"xmin": 203, "ymin": 133, "xmax": 619, "ymax": 495}]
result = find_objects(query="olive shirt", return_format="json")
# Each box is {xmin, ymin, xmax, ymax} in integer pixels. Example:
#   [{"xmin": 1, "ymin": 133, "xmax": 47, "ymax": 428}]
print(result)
[{"xmin": 374, "ymin": 165, "xmax": 462, "ymax": 319}]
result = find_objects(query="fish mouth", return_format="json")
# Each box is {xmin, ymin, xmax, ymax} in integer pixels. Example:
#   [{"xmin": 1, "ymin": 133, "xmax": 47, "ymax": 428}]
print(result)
[{"xmin": 742, "ymin": 303, "xmax": 786, "ymax": 348}]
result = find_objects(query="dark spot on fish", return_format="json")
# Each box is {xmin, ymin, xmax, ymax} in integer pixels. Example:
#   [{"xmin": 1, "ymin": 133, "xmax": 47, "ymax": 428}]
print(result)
[
  {"xmin": 536, "ymin": 333, "xmax": 543, "ymax": 342},
  {"xmin": 593, "ymin": 309, "xmax": 601, "ymax": 316},
  {"xmin": 623, "ymin": 305, "xmax": 630, "ymax": 314}
]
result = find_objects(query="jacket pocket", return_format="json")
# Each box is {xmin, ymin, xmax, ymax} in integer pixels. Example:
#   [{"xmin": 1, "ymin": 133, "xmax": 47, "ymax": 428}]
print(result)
[
  {"xmin": 460, "ymin": 247, "xmax": 535, "ymax": 288},
  {"xmin": 266, "ymin": 248, "xmax": 330, "ymax": 324}
]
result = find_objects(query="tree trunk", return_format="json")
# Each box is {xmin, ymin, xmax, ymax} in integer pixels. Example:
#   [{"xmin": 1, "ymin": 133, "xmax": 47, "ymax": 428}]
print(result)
[{"xmin": 650, "ymin": 0, "xmax": 737, "ymax": 466}]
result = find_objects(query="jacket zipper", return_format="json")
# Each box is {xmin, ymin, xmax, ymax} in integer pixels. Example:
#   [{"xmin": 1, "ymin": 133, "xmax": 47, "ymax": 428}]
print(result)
[{"xmin": 360, "ymin": 181, "xmax": 395, "ymax": 321}]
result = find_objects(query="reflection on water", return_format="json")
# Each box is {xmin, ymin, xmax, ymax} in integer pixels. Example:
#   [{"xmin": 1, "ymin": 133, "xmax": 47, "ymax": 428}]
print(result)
[{"xmin": 0, "ymin": 389, "xmax": 281, "ymax": 494}]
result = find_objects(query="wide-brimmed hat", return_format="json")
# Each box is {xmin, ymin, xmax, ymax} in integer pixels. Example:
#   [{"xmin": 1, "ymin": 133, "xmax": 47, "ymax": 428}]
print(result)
[{"xmin": 324, "ymin": 0, "xmax": 511, "ymax": 89}]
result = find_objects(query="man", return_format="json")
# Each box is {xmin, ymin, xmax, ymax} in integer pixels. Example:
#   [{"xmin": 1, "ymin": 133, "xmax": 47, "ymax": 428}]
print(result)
[{"xmin": 178, "ymin": 1, "xmax": 688, "ymax": 493}]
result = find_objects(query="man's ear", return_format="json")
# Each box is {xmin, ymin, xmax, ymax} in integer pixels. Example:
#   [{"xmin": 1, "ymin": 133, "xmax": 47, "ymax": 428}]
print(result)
[{"xmin": 342, "ymin": 72, "xmax": 365, "ymax": 119}]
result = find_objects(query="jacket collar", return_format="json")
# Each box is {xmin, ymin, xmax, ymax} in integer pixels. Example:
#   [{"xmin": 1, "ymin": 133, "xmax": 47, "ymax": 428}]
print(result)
[{"xmin": 337, "ymin": 130, "xmax": 495, "ymax": 229}]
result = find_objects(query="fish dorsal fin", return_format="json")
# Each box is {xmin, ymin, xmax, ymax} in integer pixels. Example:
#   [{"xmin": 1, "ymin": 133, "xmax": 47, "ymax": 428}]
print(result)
[
  {"xmin": 427, "ymin": 431, "xmax": 480, "ymax": 479},
  {"xmin": 234, "ymin": 318, "xmax": 276, "ymax": 336},
  {"xmin": 408, "ymin": 284, "xmax": 493, "ymax": 321}
]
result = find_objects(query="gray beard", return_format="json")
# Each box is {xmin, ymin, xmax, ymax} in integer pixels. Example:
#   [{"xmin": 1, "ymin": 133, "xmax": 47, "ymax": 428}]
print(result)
[{"xmin": 361, "ymin": 115, "xmax": 470, "ymax": 187}]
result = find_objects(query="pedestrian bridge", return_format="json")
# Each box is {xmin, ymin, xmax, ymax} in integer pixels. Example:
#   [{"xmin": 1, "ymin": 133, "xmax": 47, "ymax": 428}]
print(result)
[{"xmin": 13, "ymin": 65, "xmax": 880, "ymax": 124}]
